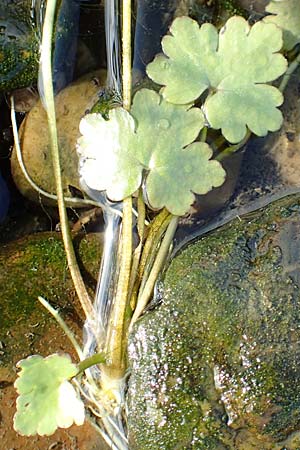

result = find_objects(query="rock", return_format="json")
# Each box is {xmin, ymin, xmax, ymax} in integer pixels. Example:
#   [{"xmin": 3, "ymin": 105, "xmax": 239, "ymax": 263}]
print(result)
[
  {"xmin": 0, "ymin": 231, "xmax": 109, "ymax": 449},
  {"xmin": 127, "ymin": 193, "xmax": 300, "ymax": 449},
  {"xmin": 0, "ymin": 0, "xmax": 39, "ymax": 91},
  {"xmin": 11, "ymin": 70, "xmax": 106, "ymax": 205}
]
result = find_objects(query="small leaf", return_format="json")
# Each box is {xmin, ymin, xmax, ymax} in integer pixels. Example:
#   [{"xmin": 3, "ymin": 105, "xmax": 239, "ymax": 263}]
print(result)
[
  {"xmin": 78, "ymin": 89, "xmax": 225, "ymax": 215},
  {"xmin": 147, "ymin": 16, "xmax": 287, "ymax": 143},
  {"xmin": 14, "ymin": 354, "xmax": 84, "ymax": 436},
  {"xmin": 264, "ymin": 0, "xmax": 300, "ymax": 51}
]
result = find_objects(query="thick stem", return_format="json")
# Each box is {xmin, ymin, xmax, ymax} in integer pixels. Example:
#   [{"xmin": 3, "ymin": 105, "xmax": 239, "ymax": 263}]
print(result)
[
  {"xmin": 40, "ymin": 0, "xmax": 95, "ymax": 324},
  {"xmin": 105, "ymin": 197, "xmax": 133, "ymax": 376},
  {"xmin": 77, "ymin": 353, "xmax": 106, "ymax": 373},
  {"xmin": 129, "ymin": 208, "xmax": 171, "ymax": 308},
  {"xmin": 129, "ymin": 215, "xmax": 179, "ymax": 331},
  {"xmin": 104, "ymin": 0, "xmax": 133, "ymax": 378}
]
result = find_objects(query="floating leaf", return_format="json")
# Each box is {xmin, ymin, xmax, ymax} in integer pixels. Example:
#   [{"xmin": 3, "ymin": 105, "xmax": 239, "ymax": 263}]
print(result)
[
  {"xmin": 147, "ymin": 16, "xmax": 287, "ymax": 143},
  {"xmin": 264, "ymin": 0, "xmax": 300, "ymax": 51},
  {"xmin": 78, "ymin": 88, "xmax": 225, "ymax": 215},
  {"xmin": 14, "ymin": 354, "xmax": 84, "ymax": 436}
]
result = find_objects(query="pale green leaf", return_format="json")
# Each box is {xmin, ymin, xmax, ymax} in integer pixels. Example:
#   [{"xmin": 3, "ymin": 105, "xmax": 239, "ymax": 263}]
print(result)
[
  {"xmin": 147, "ymin": 16, "xmax": 287, "ymax": 143},
  {"xmin": 264, "ymin": 0, "xmax": 300, "ymax": 51},
  {"xmin": 14, "ymin": 354, "xmax": 84, "ymax": 436},
  {"xmin": 77, "ymin": 108, "xmax": 143, "ymax": 199},
  {"xmin": 145, "ymin": 142, "xmax": 226, "ymax": 216},
  {"xmin": 78, "ymin": 88, "xmax": 225, "ymax": 215}
]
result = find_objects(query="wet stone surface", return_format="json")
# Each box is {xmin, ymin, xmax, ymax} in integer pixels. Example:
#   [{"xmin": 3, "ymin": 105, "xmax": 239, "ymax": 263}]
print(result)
[
  {"xmin": 127, "ymin": 193, "xmax": 300, "ymax": 449},
  {"xmin": 0, "ymin": 231, "xmax": 109, "ymax": 450}
]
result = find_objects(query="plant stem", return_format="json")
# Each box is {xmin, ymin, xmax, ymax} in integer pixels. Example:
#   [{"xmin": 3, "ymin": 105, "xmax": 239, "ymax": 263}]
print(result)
[
  {"xmin": 104, "ymin": 0, "xmax": 133, "ymax": 378},
  {"xmin": 129, "ymin": 215, "xmax": 179, "ymax": 330},
  {"xmin": 38, "ymin": 296, "xmax": 83, "ymax": 359},
  {"xmin": 200, "ymin": 126, "xmax": 207, "ymax": 142},
  {"xmin": 138, "ymin": 213, "xmax": 172, "ymax": 295},
  {"xmin": 129, "ymin": 208, "xmax": 171, "ymax": 308},
  {"xmin": 105, "ymin": 197, "xmax": 132, "ymax": 376},
  {"xmin": 40, "ymin": 0, "xmax": 95, "ymax": 324},
  {"xmin": 122, "ymin": 0, "xmax": 132, "ymax": 110},
  {"xmin": 215, "ymin": 130, "xmax": 251, "ymax": 162},
  {"xmin": 279, "ymin": 51, "xmax": 300, "ymax": 93},
  {"xmin": 78, "ymin": 353, "xmax": 106, "ymax": 373},
  {"xmin": 128, "ymin": 190, "xmax": 146, "ymax": 301}
]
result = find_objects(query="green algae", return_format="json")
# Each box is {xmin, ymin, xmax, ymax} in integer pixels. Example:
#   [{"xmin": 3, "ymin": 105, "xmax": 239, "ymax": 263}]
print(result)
[
  {"xmin": 0, "ymin": 232, "xmax": 102, "ymax": 362},
  {"xmin": 127, "ymin": 193, "xmax": 300, "ymax": 449},
  {"xmin": 0, "ymin": 0, "xmax": 39, "ymax": 91}
]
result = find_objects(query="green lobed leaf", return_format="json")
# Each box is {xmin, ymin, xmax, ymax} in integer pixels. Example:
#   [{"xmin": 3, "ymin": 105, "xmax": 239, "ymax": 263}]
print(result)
[
  {"xmin": 264, "ymin": 0, "xmax": 300, "ymax": 51},
  {"xmin": 77, "ymin": 88, "xmax": 225, "ymax": 215},
  {"xmin": 14, "ymin": 354, "xmax": 84, "ymax": 436},
  {"xmin": 146, "ymin": 16, "xmax": 287, "ymax": 143}
]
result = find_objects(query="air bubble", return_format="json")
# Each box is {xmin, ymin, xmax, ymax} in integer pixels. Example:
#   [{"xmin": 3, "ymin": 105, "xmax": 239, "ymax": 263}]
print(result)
[{"xmin": 158, "ymin": 119, "xmax": 170, "ymax": 129}]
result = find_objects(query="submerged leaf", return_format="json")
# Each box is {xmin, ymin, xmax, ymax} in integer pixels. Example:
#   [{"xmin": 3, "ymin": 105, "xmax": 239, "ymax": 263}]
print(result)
[
  {"xmin": 264, "ymin": 0, "xmax": 300, "ymax": 51},
  {"xmin": 147, "ymin": 16, "xmax": 287, "ymax": 143},
  {"xmin": 14, "ymin": 354, "xmax": 84, "ymax": 436},
  {"xmin": 78, "ymin": 88, "xmax": 225, "ymax": 215}
]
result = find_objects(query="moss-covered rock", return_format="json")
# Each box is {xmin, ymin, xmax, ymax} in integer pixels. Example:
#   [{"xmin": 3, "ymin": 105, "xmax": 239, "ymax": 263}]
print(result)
[
  {"xmin": 127, "ymin": 193, "xmax": 300, "ymax": 449},
  {"xmin": 0, "ymin": 0, "xmax": 39, "ymax": 91},
  {"xmin": 0, "ymin": 231, "xmax": 102, "ymax": 362}
]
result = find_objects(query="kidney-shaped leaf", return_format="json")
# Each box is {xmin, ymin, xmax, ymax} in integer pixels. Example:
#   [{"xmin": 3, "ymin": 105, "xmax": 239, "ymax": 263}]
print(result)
[
  {"xmin": 147, "ymin": 16, "xmax": 287, "ymax": 143},
  {"xmin": 14, "ymin": 354, "xmax": 84, "ymax": 436},
  {"xmin": 145, "ymin": 142, "xmax": 226, "ymax": 216},
  {"xmin": 78, "ymin": 89, "xmax": 225, "ymax": 215},
  {"xmin": 264, "ymin": 0, "xmax": 300, "ymax": 51}
]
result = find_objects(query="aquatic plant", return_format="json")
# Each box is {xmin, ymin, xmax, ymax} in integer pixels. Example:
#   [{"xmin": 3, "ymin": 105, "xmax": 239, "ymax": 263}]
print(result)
[{"xmin": 12, "ymin": 0, "xmax": 300, "ymax": 448}]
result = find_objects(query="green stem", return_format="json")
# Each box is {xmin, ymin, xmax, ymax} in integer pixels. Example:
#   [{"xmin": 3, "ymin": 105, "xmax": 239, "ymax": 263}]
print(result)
[
  {"xmin": 128, "ymin": 190, "xmax": 146, "ymax": 302},
  {"xmin": 129, "ymin": 215, "xmax": 179, "ymax": 330},
  {"xmin": 215, "ymin": 130, "xmax": 251, "ymax": 162},
  {"xmin": 130, "ymin": 208, "xmax": 171, "ymax": 304},
  {"xmin": 200, "ymin": 126, "xmax": 207, "ymax": 142},
  {"xmin": 122, "ymin": 0, "xmax": 132, "ymax": 110},
  {"xmin": 105, "ymin": 197, "xmax": 133, "ymax": 376},
  {"xmin": 38, "ymin": 296, "xmax": 83, "ymax": 359},
  {"xmin": 279, "ymin": 51, "xmax": 300, "ymax": 93},
  {"xmin": 104, "ymin": 0, "xmax": 133, "ymax": 377},
  {"xmin": 77, "ymin": 353, "xmax": 106, "ymax": 373},
  {"xmin": 138, "ymin": 213, "xmax": 172, "ymax": 295},
  {"xmin": 40, "ymin": 0, "xmax": 95, "ymax": 324}
]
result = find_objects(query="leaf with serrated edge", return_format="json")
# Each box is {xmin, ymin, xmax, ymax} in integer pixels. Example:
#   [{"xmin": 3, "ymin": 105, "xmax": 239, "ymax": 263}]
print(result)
[
  {"xmin": 264, "ymin": 0, "xmax": 300, "ymax": 51},
  {"xmin": 77, "ymin": 108, "xmax": 143, "ymax": 199},
  {"xmin": 146, "ymin": 142, "xmax": 226, "ymax": 216},
  {"xmin": 78, "ymin": 89, "xmax": 225, "ymax": 215},
  {"xmin": 147, "ymin": 16, "xmax": 287, "ymax": 143},
  {"xmin": 14, "ymin": 354, "xmax": 84, "ymax": 436}
]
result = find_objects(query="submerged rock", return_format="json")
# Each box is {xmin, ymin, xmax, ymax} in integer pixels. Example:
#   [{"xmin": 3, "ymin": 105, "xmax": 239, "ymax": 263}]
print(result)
[
  {"xmin": 11, "ymin": 70, "xmax": 106, "ymax": 205},
  {"xmin": 127, "ymin": 193, "xmax": 300, "ymax": 449}
]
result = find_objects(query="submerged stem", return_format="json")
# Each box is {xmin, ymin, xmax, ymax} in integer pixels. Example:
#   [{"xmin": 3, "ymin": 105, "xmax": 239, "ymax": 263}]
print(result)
[
  {"xmin": 279, "ymin": 51, "xmax": 300, "ymax": 93},
  {"xmin": 105, "ymin": 197, "xmax": 133, "ymax": 375},
  {"xmin": 216, "ymin": 130, "xmax": 251, "ymax": 162},
  {"xmin": 104, "ymin": 0, "xmax": 133, "ymax": 378},
  {"xmin": 40, "ymin": 0, "xmax": 94, "ymax": 324},
  {"xmin": 130, "ymin": 215, "xmax": 179, "ymax": 330}
]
